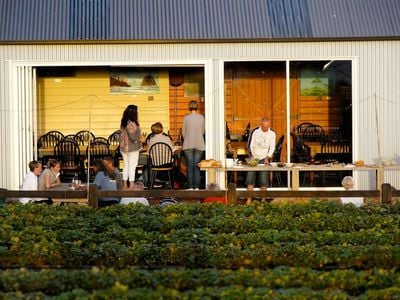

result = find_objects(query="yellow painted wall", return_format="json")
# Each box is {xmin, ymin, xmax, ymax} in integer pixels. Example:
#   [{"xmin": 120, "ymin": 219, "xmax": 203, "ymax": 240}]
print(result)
[{"xmin": 37, "ymin": 68, "xmax": 170, "ymax": 138}]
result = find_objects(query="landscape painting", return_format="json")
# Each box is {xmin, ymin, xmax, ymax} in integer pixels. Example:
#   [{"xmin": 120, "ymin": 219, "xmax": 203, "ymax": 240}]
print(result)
[
  {"xmin": 110, "ymin": 68, "xmax": 159, "ymax": 94},
  {"xmin": 300, "ymin": 68, "xmax": 331, "ymax": 96}
]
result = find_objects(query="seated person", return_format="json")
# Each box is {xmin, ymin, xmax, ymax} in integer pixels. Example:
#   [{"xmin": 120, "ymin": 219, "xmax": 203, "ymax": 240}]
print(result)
[
  {"xmin": 246, "ymin": 117, "xmax": 276, "ymax": 204},
  {"xmin": 141, "ymin": 122, "xmax": 174, "ymax": 186},
  {"xmin": 147, "ymin": 122, "xmax": 173, "ymax": 152},
  {"xmin": 38, "ymin": 159, "xmax": 61, "ymax": 190},
  {"xmin": 340, "ymin": 176, "xmax": 363, "ymax": 207},
  {"xmin": 37, "ymin": 159, "xmax": 61, "ymax": 205},
  {"xmin": 93, "ymin": 157, "xmax": 122, "ymax": 207},
  {"xmin": 120, "ymin": 181, "xmax": 149, "ymax": 206},
  {"xmin": 20, "ymin": 160, "xmax": 43, "ymax": 204}
]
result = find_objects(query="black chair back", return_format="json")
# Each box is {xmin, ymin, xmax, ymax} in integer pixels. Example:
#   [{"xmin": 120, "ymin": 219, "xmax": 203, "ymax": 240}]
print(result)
[
  {"xmin": 86, "ymin": 141, "xmax": 110, "ymax": 161},
  {"xmin": 149, "ymin": 142, "xmax": 174, "ymax": 168},
  {"xmin": 320, "ymin": 141, "xmax": 352, "ymax": 164},
  {"xmin": 54, "ymin": 140, "xmax": 81, "ymax": 170},
  {"xmin": 272, "ymin": 135, "xmax": 285, "ymax": 162},
  {"xmin": 108, "ymin": 130, "xmax": 121, "ymax": 146},
  {"xmin": 92, "ymin": 137, "xmax": 110, "ymax": 145},
  {"xmin": 37, "ymin": 132, "xmax": 63, "ymax": 148},
  {"xmin": 75, "ymin": 130, "xmax": 95, "ymax": 145},
  {"xmin": 302, "ymin": 125, "xmax": 325, "ymax": 143},
  {"xmin": 296, "ymin": 122, "xmax": 314, "ymax": 136},
  {"xmin": 63, "ymin": 134, "xmax": 84, "ymax": 145},
  {"xmin": 291, "ymin": 133, "xmax": 311, "ymax": 163}
]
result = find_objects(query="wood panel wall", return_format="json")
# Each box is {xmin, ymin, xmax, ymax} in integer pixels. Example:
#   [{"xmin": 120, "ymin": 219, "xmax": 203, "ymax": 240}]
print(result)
[
  {"xmin": 168, "ymin": 69, "xmax": 205, "ymax": 143},
  {"xmin": 225, "ymin": 63, "xmax": 347, "ymax": 161},
  {"xmin": 225, "ymin": 63, "xmax": 288, "ymax": 160},
  {"xmin": 289, "ymin": 69, "xmax": 343, "ymax": 132}
]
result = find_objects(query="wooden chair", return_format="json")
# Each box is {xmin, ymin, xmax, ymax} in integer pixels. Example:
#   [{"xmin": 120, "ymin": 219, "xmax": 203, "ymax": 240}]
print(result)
[
  {"xmin": 301, "ymin": 124, "xmax": 326, "ymax": 143},
  {"xmin": 86, "ymin": 141, "xmax": 110, "ymax": 161},
  {"xmin": 148, "ymin": 142, "xmax": 174, "ymax": 189},
  {"xmin": 37, "ymin": 132, "xmax": 64, "ymax": 164},
  {"xmin": 107, "ymin": 130, "xmax": 121, "ymax": 145},
  {"xmin": 107, "ymin": 130, "xmax": 121, "ymax": 167},
  {"xmin": 75, "ymin": 130, "xmax": 95, "ymax": 145},
  {"xmin": 320, "ymin": 140, "xmax": 352, "ymax": 164},
  {"xmin": 63, "ymin": 134, "xmax": 84, "ymax": 145},
  {"xmin": 295, "ymin": 122, "xmax": 315, "ymax": 136},
  {"xmin": 37, "ymin": 131, "xmax": 64, "ymax": 148},
  {"xmin": 92, "ymin": 137, "xmax": 110, "ymax": 145},
  {"xmin": 54, "ymin": 140, "xmax": 83, "ymax": 181},
  {"xmin": 320, "ymin": 140, "xmax": 352, "ymax": 184},
  {"xmin": 291, "ymin": 133, "xmax": 311, "ymax": 163}
]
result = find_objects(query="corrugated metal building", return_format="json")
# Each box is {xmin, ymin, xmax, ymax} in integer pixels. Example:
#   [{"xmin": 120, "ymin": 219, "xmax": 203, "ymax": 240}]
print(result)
[{"xmin": 1, "ymin": 0, "xmax": 400, "ymax": 189}]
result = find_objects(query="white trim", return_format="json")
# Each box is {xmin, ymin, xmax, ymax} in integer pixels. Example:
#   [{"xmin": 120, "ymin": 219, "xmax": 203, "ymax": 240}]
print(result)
[
  {"xmin": 10, "ymin": 59, "xmax": 210, "ymax": 67},
  {"xmin": 351, "ymin": 57, "xmax": 360, "ymax": 186},
  {"xmin": 286, "ymin": 60, "xmax": 291, "ymax": 188},
  {"xmin": 33, "ymin": 68, "xmax": 37, "ymax": 161}
]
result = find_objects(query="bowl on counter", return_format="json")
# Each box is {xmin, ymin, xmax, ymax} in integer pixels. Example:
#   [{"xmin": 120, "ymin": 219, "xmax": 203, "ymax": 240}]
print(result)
[
  {"xmin": 269, "ymin": 162, "xmax": 278, "ymax": 167},
  {"xmin": 382, "ymin": 159, "xmax": 392, "ymax": 166},
  {"xmin": 285, "ymin": 163, "xmax": 293, "ymax": 167}
]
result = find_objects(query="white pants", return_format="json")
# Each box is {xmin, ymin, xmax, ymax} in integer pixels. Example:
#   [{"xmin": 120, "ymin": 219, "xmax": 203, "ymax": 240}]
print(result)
[{"xmin": 121, "ymin": 150, "xmax": 139, "ymax": 181}]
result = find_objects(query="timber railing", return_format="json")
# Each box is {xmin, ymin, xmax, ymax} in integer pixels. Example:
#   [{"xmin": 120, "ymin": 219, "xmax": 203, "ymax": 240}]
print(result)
[{"xmin": 0, "ymin": 183, "xmax": 399, "ymax": 207}]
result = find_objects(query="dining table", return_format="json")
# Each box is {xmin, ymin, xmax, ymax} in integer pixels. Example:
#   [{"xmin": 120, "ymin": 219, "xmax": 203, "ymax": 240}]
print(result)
[
  {"xmin": 38, "ymin": 144, "xmax": 119, "ymax": 158},
  {"xmin": 50, "ymin": 182, "xmax": 88, "ymax": 205}
]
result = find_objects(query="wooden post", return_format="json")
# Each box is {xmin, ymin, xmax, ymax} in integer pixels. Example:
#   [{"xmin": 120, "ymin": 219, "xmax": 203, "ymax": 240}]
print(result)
[
  {"xmin": 381, "ymin": 183, "xmax": 393, "ymax": 204},
  {"xmin": 292, "ymin": 169, "xmax": 300, "ymax": 190},
  {"xmin": 88, "ymin": 184, "xmax": 99, "ymax": 208},
  {"xmin": 227, "ymin": 183, "xmax": 237, "ymax": 205}
]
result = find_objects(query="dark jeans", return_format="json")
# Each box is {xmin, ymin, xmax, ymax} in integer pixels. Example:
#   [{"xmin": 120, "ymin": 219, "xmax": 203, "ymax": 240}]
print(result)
[
  {"xmin": 246, "ymin": 158, "xmax": 270, "ymax": 187},
  {"xmin": 184, "ymin": 148, "xmax": 204, "ymax": 189},
  {"xmin": 246, "ymin": 171, "xmax": 270, "ymax": 187}
]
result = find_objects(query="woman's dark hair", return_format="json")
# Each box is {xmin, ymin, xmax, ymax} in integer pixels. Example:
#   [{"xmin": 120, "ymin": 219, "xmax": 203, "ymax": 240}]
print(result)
[
  {"xmin": 120, "ymin": 104, "xmax": 139, "ymax": 128},
  {"xmin": 91, "ymin": 159, "xmax": 104, "ymax": 174},
  {"xmin": 102, "ymin": 157, "xmax": 117, "ymax": 180}
]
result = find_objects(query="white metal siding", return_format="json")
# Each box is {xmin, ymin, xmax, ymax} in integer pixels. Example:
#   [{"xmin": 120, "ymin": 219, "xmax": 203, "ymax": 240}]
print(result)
[{"xmin": 0, "ymin": 41, "xmax": 399, "ymax": 189}]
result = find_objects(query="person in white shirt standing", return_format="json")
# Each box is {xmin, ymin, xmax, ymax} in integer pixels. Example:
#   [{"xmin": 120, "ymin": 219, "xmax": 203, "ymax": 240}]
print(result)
[
  {"xmin": 246, "ymin": 117, "xmax": 276, "ymax": 204},
  {"xmin": 20, "ymin": 160, "xmax": 42, "ymax": 204}
]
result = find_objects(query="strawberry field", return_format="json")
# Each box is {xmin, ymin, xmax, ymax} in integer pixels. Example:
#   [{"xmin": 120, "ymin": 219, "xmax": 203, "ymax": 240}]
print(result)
[{"xmin": 0, "ymin": 202, "xmax": 400, "ymax": 299}]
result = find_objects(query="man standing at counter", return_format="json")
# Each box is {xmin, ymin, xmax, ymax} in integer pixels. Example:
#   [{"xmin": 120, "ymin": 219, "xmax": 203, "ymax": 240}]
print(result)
[{"xmin": 246, "ymin": 117, "xmax": 276, "ymax": 204}]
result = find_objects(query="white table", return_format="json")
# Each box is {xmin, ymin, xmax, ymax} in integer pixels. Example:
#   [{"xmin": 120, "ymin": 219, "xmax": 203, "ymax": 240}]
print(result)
[{"xmin": 201, "ymin": 164, "xmax": 398, "ymax": 191}]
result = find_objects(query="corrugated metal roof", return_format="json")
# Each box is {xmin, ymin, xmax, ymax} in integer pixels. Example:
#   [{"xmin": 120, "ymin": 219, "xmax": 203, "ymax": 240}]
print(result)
[
  {"xmin": 1, "ymin": 0, "xmax": 399, "ymax": 42},
  {"xmin": 309, "ymin": 0, "xmax": 400, "ymax": 38}
]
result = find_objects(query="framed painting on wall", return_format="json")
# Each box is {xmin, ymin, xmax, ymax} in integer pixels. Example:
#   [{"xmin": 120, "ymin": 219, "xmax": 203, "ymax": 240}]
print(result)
[
  {"xmin": 110, "ymin": 68, "xmax": 160, "ymax": 94},
  {"xmin": 184, "ymin": 69, "xmax": 205, "ymax": 97},
  {"xmin": 300, "ymin": 68, "xmax": 332, "ymax": 96}
]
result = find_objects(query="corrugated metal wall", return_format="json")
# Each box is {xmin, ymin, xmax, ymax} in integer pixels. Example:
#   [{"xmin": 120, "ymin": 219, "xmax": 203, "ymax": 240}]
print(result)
[{"xmin": 1, "ymin": 41, "xmax": 399, "ymax": 189}]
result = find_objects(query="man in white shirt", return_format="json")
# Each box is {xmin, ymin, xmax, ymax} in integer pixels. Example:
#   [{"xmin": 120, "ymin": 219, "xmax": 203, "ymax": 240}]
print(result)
[
  {"xmin": 20, "ymin": 160, "xmax": 42, "ymax": 204},
  {"xmin": 246, "ymin": 117, "xmax": 276, "ymax": 204}
]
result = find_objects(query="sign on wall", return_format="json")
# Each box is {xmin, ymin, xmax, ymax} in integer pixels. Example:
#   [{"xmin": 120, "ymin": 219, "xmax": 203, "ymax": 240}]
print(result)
[{"xmin": 110, "ymin": 68, "xmax": 160, "ymax": 94}]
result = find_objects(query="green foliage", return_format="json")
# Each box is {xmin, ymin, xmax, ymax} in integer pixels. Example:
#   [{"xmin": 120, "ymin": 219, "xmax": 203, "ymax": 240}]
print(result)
[{"xmin": 0, "ymin": 202, "xmax": 400, "ymax": 298}]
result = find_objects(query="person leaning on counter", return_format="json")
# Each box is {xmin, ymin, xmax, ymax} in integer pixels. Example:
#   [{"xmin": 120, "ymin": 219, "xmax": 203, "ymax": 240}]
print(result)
[{"xmin": 246, "ymin": 117, "xmax": 276, "ymax": 205}]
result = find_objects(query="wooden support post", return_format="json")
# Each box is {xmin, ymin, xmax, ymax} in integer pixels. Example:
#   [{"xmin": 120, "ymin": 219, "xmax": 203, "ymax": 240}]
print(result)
[
  {"xmin": 88, "ymin": 184, "xmax": 99, "ymax": 208},
  {"xmin": 381, "ymin": 183, "xmax": 393, "ymax": 204},
  {"xmin": 227, "ymin": 183, "xmax": 237, "ymax": 205}
]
